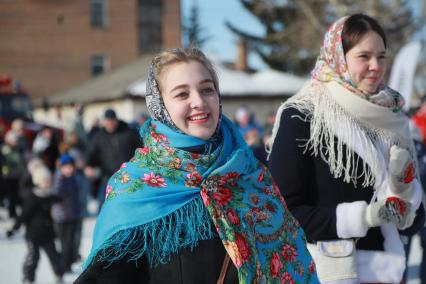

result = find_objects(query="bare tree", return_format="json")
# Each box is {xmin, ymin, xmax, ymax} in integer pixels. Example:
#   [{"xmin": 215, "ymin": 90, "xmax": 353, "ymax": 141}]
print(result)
[
  {"xmin": 227, "ymin": 0, "xmax": 425, "ymax": 76},
  {"xmin": 183, "ymin": 1, "xmax": 210, "ymax": 48}
]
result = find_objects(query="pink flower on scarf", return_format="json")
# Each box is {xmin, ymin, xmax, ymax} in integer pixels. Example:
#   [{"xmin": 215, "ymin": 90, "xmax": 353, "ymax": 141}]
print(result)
[
  {"xmin": 191, "ymin": 153, "xmax": 200, "ymax": 159},
  {"xmin": 281, "ymin": 244, "xmax": 297, "ymax": 263},
  {"xmin": 185, "ymin": 171, "xmax": 202, "ymax": 187},
  {"xmin": 280, "ymin": 272, "xmax": 295, "ymax": 284},
  {"xmin": 139, "ymin": 146, "xmax": 150, "ymax": 155},
  {"xmin": 226, "ymin": 208, "xmax": 240, "ymax": 226},
  {"xmin": 105, "ymin": 184, "xmax": 113, "ymax": 198},
  {"xmin": 185, "ymin": 163, "xmax": 196, "ymax": 172},
  {"xmin": 270, "ymin": 252, "xmax": 283, "ymax": 278},
  {"xmin": 211, "ymin": 187, "xmax": 233, "ymax": 206},
  {"xmin": 224, "ymin": 172, "xmax": 239, "ymax": 186},
  {"xmin": 235, "ymin": 233, "xmax": 251, "ymax": 264},
  {"xmin": 151, "ymin": 131, "xmax": 167, "ymax": 143},
  {"xmin": 143, "ymin": 172, "xmax": 167, "ymax": 187},
  {"xmin": 200, "ymin": 190, "xmax": 210, "ymax": 207}
]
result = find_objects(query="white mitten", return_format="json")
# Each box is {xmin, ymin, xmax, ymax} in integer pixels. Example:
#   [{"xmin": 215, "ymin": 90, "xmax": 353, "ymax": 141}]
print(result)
[
  {"xmin": 389, "ymin": 146, "xmax": 415, "ymax": 198},
  {"xmin": 366, "ymin": 197, "xmax": 413, "ymax": 229}
]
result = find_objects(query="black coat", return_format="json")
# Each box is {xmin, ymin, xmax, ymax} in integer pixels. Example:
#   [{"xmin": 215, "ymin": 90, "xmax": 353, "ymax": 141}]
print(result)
[
  {"xmin": 86, "ymin": 121, "xmax": 143, "ymax": 178},
  {"xmin": 74, "ymin": 236, "xmax": 238, "ymax": 284},
  {"xmin": 269, "ymin": 107, "xmax": 424, "ymax": 251},
  {"xmin": 12, "ymin": 191, "xmax": 57, "ymax": 243}
]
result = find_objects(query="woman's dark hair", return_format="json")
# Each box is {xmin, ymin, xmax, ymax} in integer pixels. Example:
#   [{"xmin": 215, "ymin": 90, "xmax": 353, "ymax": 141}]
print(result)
[{"xmin": 342, "ymin": 14, "xmax": 387, "ymax": 54}]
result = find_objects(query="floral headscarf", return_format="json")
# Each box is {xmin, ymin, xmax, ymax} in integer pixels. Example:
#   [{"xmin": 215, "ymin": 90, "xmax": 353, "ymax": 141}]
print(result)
[
  {"xmin": 145, "ymin": 61, "xmax": 179, "ymax": 131},
  {"xmin": 311, "ymin": 16, "xmax": 404, "ymax": 112}
]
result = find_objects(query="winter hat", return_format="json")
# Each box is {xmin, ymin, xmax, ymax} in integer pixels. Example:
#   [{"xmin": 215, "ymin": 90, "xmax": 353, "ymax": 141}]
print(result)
[
  {"xmin": 59, "ymin": 153, "xmax": 75, "ymax": 166},
  {"xmin": 27, "ymin": 158, "xmax": 51, "ymax": 187},
  {"xmin": 104, "ymin": 109, "xmax": 117, "ymax": 120}
]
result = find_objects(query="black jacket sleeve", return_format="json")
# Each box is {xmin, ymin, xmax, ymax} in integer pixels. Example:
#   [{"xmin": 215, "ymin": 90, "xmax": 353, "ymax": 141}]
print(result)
[
  {"xmin": 85, "ymin": 132, "xmax": 101, "ymax": 168},
  {"xmin": 269, "ymin": 107, "xmax": 338, "ymax": 242}
]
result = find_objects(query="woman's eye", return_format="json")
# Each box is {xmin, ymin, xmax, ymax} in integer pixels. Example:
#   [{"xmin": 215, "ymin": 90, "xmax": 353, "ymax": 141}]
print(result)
[
  {"xmin": 175, "ymin": 92, "xmax": 188, "ymax": 98},
  {"xmin": 202, "ymin": 87, "xmax": 215, "ymax": 94}
]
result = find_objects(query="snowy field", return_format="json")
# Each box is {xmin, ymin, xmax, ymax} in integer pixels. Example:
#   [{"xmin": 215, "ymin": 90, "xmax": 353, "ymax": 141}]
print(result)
[{"xmin": 0, "ymin": 206, "xmax": 423, "ymax": 284}]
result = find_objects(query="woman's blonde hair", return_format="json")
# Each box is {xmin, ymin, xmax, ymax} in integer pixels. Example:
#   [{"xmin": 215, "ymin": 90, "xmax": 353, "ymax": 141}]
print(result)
[{"xmin": 151, "ymin": 47, "xmax": 219, "ymax": 94}]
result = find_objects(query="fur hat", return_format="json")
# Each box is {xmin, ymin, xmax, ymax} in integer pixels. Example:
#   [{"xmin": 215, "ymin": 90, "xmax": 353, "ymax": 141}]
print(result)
[{"xmin": 27, "ymin": 158, "xmax": 51, "ymax": 187}]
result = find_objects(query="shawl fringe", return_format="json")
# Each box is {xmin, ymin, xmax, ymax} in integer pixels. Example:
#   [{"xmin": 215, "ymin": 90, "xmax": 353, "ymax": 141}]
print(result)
[
  {"xmin": 83, "ymin": 196, "xmax": 215, "ymax": 270},
  {"xmin": 269, "ymin": 80, "xmax": 415, "ymax": 188}
]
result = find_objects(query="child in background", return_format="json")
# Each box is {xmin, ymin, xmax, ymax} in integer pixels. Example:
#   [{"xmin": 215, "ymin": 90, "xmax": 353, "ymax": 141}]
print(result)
[
  {"xmin": 52, "ymin": 154, "xmax": 81, "ymax": 273},
  {"xmin": 6, "ymin": 158, "xmax": 63, "ymax": 284}
]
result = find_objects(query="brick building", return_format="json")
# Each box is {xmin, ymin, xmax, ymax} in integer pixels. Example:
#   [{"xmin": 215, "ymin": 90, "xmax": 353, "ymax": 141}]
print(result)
[{"xmin": 0, "ymin": 0, "xmax": 181, "ymax": 100}]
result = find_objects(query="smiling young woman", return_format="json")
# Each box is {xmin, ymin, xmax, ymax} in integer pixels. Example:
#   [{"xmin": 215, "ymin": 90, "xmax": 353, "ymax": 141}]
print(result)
[
  {"xmin": 269, "ymin": 14, "xmax": 425, "ymax": 284},
  {"xmin": 75, "ymin": 47, "xmax": 318, "ymax": 284}
]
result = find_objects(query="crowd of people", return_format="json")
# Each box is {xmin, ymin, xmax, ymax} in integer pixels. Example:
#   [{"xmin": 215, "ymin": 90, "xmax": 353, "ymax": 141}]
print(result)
[
  {"xmin": 1, "ymin": 12, "xmax": 425, "ymax": 284},
  {"xmin": 0, "ymin": 108, "xmax": 143, "ymax": 283}
]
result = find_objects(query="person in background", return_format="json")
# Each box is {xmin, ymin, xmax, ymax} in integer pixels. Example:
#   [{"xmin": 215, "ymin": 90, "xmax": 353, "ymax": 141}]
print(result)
[
  {"xmin": 1, "ymin": 130, "xmax": 25, "ymax": 219},
  {"xmin": 71, "ymin": 104, "xmax": 89, "ymax": 150},
  {"xmin": 244, "ymin": 127, "xmax": 268, "ymax": 166},
  {"xmin": 233, "ymin": 107, "xmax": 263, "ymax": 139},
  {"xmin": 87, "ymin": 118, "xmax": 101, "ymax": 142},
  {"xmin": 85, "ymin": 109, "xmax": 142, "ymax": 212},
  {"xmin": 32, "ymin": 126, "xmax": 60, "ymax": 173},
  {"xmin": 51, "ymin": 154, "xmax": 81, "ymax": 273},
  {"xmin": 75, "ymin": 47, "xmax": 318, "ymax": 283},
  {"xmin": 269, "ymin": 14, "xmax": 424, "ymax": 283},
  {"xmin": 129, "ymin": 112, "xmax": 150, "ymax": 130},
  {"xmin": 6, "ymin": 158, "xmax": 64, "ymax": 284},
  {"xmin": 10, "ymin": 118, "xmax": 31, "ymax": 159}
]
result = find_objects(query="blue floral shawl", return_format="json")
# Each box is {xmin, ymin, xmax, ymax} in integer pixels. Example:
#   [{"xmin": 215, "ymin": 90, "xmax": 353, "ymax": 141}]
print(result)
[{"xmin": 83, "ymin": 116, "xmax": 318, "ymax": 283}]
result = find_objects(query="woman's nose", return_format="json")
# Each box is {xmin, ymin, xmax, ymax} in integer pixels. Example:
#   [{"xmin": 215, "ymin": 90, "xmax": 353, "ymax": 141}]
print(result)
[
  {"xmin": 369, "ymin": 58, "xmax": 381, "ymax": 70},
  {"xmin": 190, "ymin": 91, "xmax": 206, "ymax": 108}
]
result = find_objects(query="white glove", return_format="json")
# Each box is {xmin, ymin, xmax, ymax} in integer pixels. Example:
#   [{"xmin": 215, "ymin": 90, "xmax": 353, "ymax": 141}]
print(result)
[
  {"xmin": 389, "ymin": 146, "xmax": 415, "ymax": 197},
  {"xmin": 366, "ymin": 197, "xmax": 413, "ymax": 229}
]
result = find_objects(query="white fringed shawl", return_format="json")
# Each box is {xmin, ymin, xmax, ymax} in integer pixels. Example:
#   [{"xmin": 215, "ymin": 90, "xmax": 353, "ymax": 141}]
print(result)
[{"xmin": 269, "ymin": 79, "xmax": 415, "ymax": 189}]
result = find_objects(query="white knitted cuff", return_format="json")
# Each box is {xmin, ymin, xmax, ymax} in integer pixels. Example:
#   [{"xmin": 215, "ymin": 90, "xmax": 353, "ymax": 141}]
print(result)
[{"xmin": 336, "ymin": 201, "xmax": 369, "ymax": 239}]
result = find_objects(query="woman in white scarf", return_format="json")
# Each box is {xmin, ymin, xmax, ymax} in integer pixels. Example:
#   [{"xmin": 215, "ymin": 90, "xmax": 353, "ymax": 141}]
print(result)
[{"xmin": 269, "ymin": 14, "xmax": 424, "ymax": 283}]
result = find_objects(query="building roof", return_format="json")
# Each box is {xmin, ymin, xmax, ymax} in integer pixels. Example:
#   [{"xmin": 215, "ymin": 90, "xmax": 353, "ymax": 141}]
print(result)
[
  {"xmin": 42, "ymin": 54, "xmax": 307, "ymax": 106},
  {"xmin": 128, "ymin": 56, "xmax": 307, "ymax": 97},
  {"xmin": 39, "ymin": 54, "xmax": 154, "ymax": 106}
]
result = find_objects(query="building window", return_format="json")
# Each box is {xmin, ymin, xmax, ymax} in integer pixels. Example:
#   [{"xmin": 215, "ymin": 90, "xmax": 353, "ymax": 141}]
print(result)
[
  {"xmin": 90, "ymin": 0, "xmax": 107, "ymax": 28},
  {"xmin": 91, "ymin": 54, "xmax": 108, "ymax": 76},
  {"xmin": 138, "ymin": 0, "xmax": 162, "ymax": 53}
]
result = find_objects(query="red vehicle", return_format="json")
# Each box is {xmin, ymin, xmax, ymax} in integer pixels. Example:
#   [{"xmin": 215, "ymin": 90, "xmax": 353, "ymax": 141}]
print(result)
[{"xmin": 0, "ymin": 74, "xmax": 61, "ymax": 145}]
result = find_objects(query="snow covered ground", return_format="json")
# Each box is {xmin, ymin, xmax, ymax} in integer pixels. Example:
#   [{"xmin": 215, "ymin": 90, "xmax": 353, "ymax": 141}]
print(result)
[{"xmin": 0, "ymin": 206, "xmax": 423, "ymax": 284}]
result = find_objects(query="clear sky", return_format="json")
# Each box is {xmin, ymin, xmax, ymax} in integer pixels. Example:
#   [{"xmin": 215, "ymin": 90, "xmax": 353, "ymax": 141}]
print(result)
[{"xmin": 181, "ymin": 0, "xmax": 267, "ymax": 70}]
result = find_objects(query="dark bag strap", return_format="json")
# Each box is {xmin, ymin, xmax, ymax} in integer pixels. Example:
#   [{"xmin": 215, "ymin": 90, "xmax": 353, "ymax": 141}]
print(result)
[{"xmin": 217, "ymin": 253, "xmax": 231, "ymax": 284}]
